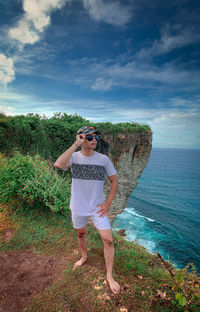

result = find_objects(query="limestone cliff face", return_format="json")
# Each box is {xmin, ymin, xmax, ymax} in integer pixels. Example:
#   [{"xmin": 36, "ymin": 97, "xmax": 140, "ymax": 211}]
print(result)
[{"xmin": 97, "ymin": 131, "xmax": 152, "ymax": 223}]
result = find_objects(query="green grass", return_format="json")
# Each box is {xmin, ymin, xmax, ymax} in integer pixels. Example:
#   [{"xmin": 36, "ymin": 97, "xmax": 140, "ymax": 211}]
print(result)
[
  {"xmin": 1, "ymin": 205, "xmax": 200, "ymax": 312},
  {"xmin": 0, "ymin": 205, "xmax": 73, "ymax": 254}
]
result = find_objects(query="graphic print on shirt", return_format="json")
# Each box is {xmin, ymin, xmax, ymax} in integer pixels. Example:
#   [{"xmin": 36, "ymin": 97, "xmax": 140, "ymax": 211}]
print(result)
[{"xmin": 71, "ymin": 163, "xmax": 105, "ymax": 181}]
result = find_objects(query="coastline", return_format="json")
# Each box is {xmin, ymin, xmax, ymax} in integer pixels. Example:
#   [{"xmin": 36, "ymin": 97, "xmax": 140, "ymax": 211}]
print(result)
[{"xmin": 113, "ymin": 147, "xmax": 200, "ymax": 274}]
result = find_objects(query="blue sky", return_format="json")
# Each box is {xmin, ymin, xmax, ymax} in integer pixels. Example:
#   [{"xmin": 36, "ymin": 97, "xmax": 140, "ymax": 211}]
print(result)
[{"xmin": 0, "ymin": 0, "xmax": 200, "ymax": 148}]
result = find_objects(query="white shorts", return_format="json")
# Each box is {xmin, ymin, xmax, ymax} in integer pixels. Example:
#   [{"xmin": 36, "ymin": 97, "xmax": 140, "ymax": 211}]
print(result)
[{"xmin": 71, "ymin": 210, "xmax": 111, "ymax": 230}]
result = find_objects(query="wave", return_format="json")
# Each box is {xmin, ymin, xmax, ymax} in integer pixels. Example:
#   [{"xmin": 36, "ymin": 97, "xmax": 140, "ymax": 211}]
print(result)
[
  {"xmin": 125, "ymin": 207, "xmax": 156, "ymax": 222},
  {"xmin": 129, "ymin": 195, "xmax": 182, "ymax": 217},
  {"xmin": 129, "ymin": 195, "xmax": 200, "ymax": 228},
  {"xmin": 130, "ymin": 194, "xmax": 164, "ymax": 209}
]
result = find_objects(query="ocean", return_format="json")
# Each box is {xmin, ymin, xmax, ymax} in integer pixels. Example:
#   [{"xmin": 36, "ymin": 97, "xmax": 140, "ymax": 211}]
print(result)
[{"xmin": 113, "ymin": 147, "xmax": 200, "ymax": 272}]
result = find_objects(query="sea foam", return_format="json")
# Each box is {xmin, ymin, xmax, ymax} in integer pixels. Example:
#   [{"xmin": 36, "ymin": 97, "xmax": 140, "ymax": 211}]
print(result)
[{"xmin": 125, "ymin": 207, "xmax": 156, "ymax": 222}]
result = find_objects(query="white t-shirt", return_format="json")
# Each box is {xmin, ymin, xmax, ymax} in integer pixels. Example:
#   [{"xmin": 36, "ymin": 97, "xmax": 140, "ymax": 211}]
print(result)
[{"xmin": 62, "ymin": 151, "xmax": 117, "ymax": 216}]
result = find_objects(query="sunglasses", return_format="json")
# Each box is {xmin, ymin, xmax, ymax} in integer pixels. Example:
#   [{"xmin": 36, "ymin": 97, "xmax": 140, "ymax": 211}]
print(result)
[{"xmin": 86, "ymin": 135, "xmax": 100, "ymax": 141}]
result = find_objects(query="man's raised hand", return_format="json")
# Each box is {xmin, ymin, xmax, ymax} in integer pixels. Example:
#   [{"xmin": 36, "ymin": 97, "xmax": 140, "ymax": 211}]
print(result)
[{"xmin": 75, "ymin": 133, "xmax": 86, "ymax": 146}]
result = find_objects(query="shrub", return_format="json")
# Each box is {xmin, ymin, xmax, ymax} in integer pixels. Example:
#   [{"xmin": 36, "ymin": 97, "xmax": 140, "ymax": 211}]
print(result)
[
  {"xmin": 171, "ymin": 263, "xmax": 200, "ymax": 310},
  {"xmin": 0, "ymin": 150, "xmax": 71, "ymax": 214}
]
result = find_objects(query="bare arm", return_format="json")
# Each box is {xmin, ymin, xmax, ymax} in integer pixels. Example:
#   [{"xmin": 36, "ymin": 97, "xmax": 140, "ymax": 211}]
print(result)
[
  {"xmin": 54, "ymin": 134, "xmax": 86, "ymax": 169},
  {"xmin": 96, "ymin": 175, "xmax": 118, "ymax": 217},
  {"xmin": 105, "ymin": 175, "xmax": 118, "ymax": 208}
]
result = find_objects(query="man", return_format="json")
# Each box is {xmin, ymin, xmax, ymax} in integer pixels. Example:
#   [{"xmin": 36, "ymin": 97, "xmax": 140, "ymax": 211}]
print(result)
[{"xmin": 54, "ymin": 125, "xmax": 120, "ymax": 295}]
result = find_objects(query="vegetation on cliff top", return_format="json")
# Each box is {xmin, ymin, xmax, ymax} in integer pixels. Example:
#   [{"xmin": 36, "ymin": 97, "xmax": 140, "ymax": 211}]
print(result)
[
  {"xmin": 0, "ymin": 151, "xmax": 200, "ymax": 312},
  {"xmin": 0, "ymin": 112, "xmax": 151, "ymax": 161}
]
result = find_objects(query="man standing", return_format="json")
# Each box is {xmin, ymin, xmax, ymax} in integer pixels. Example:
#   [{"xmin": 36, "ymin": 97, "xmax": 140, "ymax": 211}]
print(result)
[{"xmin": 54, "ymin": 126, "xmax": 120, "ymax": 295}]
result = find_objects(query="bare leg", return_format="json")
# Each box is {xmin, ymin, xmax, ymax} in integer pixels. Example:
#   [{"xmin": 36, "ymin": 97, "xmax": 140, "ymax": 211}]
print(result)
[
  {"xmin": 73, "ymin": 226, "xmax": 87, "ymax": 270},
  {"xmin": 97, "ymin": 229, "xmax": 120, "ymax": 294}
]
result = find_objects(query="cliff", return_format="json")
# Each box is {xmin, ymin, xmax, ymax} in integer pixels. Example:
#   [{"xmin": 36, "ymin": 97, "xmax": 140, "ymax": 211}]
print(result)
[{"xmin": 97, "ymin": 131, "xmax": 152, "ymax": 222}]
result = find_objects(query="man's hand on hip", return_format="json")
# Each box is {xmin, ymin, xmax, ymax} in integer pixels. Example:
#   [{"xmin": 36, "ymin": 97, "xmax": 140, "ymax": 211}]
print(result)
[{"xmin": 96, "ymin": 203, "xmax": 110, "ymax": 217}]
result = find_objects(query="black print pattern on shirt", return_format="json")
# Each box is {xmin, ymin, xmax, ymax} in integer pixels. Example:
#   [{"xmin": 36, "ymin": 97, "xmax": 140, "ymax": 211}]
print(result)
[{"xmin": 71, "ymin": 163, "xmax": 105, "ymax": 181}]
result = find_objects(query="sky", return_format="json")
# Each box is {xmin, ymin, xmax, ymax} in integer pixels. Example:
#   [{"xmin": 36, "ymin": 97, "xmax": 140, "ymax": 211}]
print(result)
[{"xmin": 0, "ymin": 0, "xmax": 200, "ymax": 149}]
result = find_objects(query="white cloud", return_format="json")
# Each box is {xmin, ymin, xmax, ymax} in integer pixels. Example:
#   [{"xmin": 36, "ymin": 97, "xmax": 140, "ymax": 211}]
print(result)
[
  {"xmin": 83, "ymin": 58, "xmax": 199, "ymax": 92},
  {"xmin": 160, "ymin": 23, "xmax": 200, "ymax": 53},
  {"xmin": 10, "ymin": 48, "xmax": 199, "ymax": 95},
  {"xmin": 150, "ymin": 109, "xmax": 200, "ymax": 148},
  {"xmin": 0, "ymin": 54, "xmax": 15, "ymax": 84},
  {"xmin": 23, "ymin": 0, "xmax": 66, "ymax": 32},
  {"xmin": 169, "ymin": 97, "xmax": 200, "ymax": 109},
  {"xmin": 9, "ymin": 0, "xmax": 68, "ymax": 45},
  {"xmin": 0, "ymin": 105, "xmax": 15, "ymax": 115},
  {"xmin": 83, "ymin": 0, "xmax": 131, "ymax": 26},
  {"xmin": 9, "ymin": 20, "xmax": 39, "ymax": 45},
  {"xmin": 152, "ymin": 111, "xmax": 200, "ymax": 126},
  {"xmin": 0, "ymin": 89, "xmax": 27, "ymax": 102},
  {"xmin": 92, "ymin": 77, "xmax": 113, "ymax": 91},
  {"xmin": 137, "ymin": 24, "xmax": 200, "ymax": 59},
  {"xmin": 8, "ymin": 0, "xmax": 131, "ymax": 48}
]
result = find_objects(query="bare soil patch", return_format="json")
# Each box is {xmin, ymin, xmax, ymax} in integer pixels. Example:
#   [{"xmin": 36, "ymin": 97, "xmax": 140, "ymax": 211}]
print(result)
[
  {"xmin": 1, "ymin": 228, "xmax": 16, "ymax": 243},
  {"xmin": 0, "ymin": 248, "xmax": 68, "ymax": 312}
]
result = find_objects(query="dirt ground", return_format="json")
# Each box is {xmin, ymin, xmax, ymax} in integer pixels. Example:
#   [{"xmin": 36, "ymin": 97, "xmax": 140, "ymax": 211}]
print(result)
[{"xmin": 0, "ymin": 229, "xmax": 68, "ymax": 312}]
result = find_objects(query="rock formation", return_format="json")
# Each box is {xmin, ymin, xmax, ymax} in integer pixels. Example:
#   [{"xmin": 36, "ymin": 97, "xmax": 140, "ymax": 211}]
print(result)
[{"xmin": 97, "ymin": 131, "xmax": 152, "ymax": 223}]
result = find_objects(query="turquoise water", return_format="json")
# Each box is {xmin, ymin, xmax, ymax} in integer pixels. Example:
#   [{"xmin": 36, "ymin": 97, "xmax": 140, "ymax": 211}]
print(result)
[{"xmin": 113, "ymin": 148, "xmax": 200, "ymax": 271}]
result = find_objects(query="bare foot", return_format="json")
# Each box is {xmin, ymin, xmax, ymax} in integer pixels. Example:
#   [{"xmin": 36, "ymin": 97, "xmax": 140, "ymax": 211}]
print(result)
[
  {"xmin": 73, "ymin": 257, "xmax": 87, "ymax": 270},
  {"xmin": 107, "ymin": 275, "xmax": 120, "ymax": 295}
]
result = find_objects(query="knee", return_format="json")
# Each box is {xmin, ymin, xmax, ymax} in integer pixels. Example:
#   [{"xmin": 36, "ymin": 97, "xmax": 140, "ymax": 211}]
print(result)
[
  {"xmin": 102, "ymin": 238, "xmax": 114, "ymax": 247},
  {"xmin": 77, "ymin": 229, "xmax": 87, "ymax": 238}
]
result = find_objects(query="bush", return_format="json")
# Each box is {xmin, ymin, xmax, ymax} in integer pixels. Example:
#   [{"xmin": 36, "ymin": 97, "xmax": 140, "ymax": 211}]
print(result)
[
  {"xmin": 0, "ymin": 150, "xmax": 71, "ymax": 214},
  {"xmin": 0, "ymin": 112, "xmax": 151, "ymax": 160}
]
